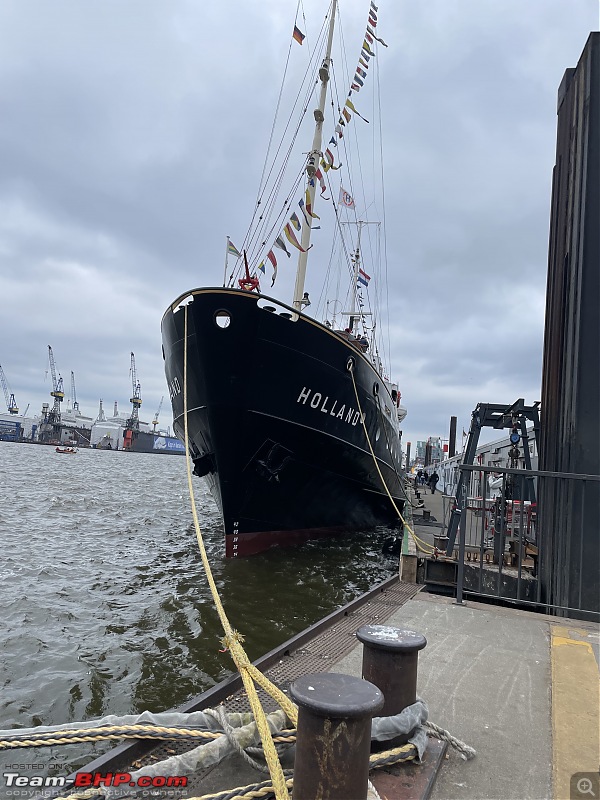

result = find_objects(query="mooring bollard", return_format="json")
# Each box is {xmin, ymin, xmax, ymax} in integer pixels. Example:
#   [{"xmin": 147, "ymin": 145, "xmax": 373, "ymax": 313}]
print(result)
[
  {"xmin": 290, "ymin": 672, "xmax": 384, "ymax": 800},
  {"xmin": 356, "ymin": 625, "xmax": 427, "ymax": 746}
]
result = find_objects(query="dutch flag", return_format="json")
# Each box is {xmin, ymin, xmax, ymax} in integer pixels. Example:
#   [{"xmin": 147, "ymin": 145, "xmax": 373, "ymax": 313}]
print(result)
[{"xmin": 358, "ymin": 269, "xmax": 371, "ymax": 287}]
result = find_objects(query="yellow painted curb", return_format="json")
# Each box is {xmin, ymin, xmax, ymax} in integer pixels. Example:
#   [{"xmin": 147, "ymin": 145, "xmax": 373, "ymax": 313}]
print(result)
[{"xmin": 551, "ymin": 625, "xmax": 600, "ymax": 800}]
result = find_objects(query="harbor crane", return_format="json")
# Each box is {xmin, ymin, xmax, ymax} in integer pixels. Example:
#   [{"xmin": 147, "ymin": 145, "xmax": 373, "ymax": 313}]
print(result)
[
  {"xmin": 47, "ymin": 345, "xmax": 64, "ymax": 426},
  {"xmin": 127, "ymin": 352, "xmax": 142, "ymax": 430},
  {"xmin": 123, "ymin": 352, "xmax": 142, "ymax": 451},
  {"xmin": 70, "ymin": 371, "xmax": 79, "ymax": 412},
  {"xmin": 0, "ymin": 364, "xmax": 19, "ymax": 414},
  {"xmin": 96, "ymin": 399, "xmax": 106, "ymax": 422},
  {"xmin": 152, "ymin": 396, "xmax": 164, "ymax": 432}
]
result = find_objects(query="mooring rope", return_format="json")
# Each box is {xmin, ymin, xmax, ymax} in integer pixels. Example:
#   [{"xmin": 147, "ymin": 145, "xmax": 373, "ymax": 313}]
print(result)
[
  {"xmin": 0, "ymin": 720, "xmax": 475, "ymax": 761},
  {"xmin": 348, "ymin": 365, "xmax": 435, "ymax": 555},
  {"xmin": 0, "ymin": 723, "xmax": 299, "ymax": 750},
  {"xmin": 58, "ymin": 735, "xmax": 476, "ymax": 800},
  {"xmin": 182, "ymin": 304, "xmax": 294, "ymax": 800},
  {"xmin": 57, "ymin": 744, "xmax": 420, "ymax": 800},
  {"xmin": 205, "ymin": 707, "xmax": 272, "ymax": 775},
  {"xmin": 425, "ymin": 720, "xmax": 477, "ymax": 760}
]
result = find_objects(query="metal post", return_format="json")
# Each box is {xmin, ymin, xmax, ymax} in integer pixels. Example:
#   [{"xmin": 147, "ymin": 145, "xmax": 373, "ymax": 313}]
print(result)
[
  {"xmin": 449, "ymin": 416, "xmax": 457, "ymax": 458},
  {"xmin": 356, "ymin": 625, "xmax": 427, "ymax": 747},
  {"xmin": 290, "ymin": 672, "xmax": 383, "ymax": 800},
  {"xmin": 455, "ymin": 482, "xmax": 467, "ymax": 605},
  {"xmin": 424, "ymin": 440, "xmax": 431, "ymax": 467}
]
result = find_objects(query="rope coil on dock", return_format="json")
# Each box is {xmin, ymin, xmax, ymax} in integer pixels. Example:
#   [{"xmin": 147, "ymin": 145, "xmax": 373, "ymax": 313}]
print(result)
[
  {"xmin": 50, "ymin": 741, "xmax": 435, "ymax": 800},
  {"xmin": 0, "ymin": 699, "xmax": 475, "ymax": 799}
]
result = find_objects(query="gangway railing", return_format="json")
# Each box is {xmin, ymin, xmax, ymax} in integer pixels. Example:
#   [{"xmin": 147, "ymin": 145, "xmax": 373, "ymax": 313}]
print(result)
[{"xmin": 453, "ymin": 464, "xmax": 599, "ymax": 620}]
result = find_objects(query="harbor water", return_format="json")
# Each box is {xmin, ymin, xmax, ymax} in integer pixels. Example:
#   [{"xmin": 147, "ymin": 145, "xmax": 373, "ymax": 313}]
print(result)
[{"xmin": 0, "ymin": 441, "xmax": 398, "ymax": 773}]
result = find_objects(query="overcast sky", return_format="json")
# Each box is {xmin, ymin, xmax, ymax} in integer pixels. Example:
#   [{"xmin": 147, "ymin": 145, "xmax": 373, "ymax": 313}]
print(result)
[{"xmin": 0, "ymin": 1, "xmax": 597, "ymax": 448}]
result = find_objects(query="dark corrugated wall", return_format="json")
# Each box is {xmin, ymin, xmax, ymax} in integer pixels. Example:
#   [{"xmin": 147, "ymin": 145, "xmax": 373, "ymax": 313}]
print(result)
[{"xmin": 539, "ymin": 33, "xmax": 599, "ymax": 619}]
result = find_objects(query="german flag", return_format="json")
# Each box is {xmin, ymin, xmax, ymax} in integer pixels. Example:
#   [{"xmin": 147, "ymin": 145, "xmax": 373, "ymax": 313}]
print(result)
[{"xmin": 293, "ymin": 25, "xmax": 305, "ymax": 45}]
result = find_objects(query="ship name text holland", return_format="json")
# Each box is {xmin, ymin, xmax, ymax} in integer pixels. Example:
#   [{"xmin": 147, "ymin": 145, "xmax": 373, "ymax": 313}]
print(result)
[{"xmin": 296, "ymin": 386, "xmax": 365, "ymax": 426}]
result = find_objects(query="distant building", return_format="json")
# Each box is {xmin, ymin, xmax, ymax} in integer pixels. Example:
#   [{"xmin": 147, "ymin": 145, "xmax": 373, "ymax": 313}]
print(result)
[
  {"xmin": 0, "ymin": 413, "xmax": 36, "ymax": 441},
  {"xmin": 90, "ymin": 414, "xmax": 153, "ymax": 449},
  {"xmin": 427, "ymin": 436, "xmax": 443, "ymax": 466}
]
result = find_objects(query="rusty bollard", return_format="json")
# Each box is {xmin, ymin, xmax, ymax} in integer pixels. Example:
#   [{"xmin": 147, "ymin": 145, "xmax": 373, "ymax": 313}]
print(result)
[
  {"xmin": 356, "ymin": 625, "xmax": 427, "ymax": 747},
  {"xmin": 290, "ymin": 672, "xmax": 384, "ymax": 800}
]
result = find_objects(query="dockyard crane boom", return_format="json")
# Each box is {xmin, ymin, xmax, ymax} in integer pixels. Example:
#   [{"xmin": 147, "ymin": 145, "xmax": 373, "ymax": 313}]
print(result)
[
  {"xmin": 0, "ymin": 364, "xmax": 19, "ymax": 414},
  {"xmin": 47, "ymin": 345, "xmax": 64, "ymax": 425},
  {"xmin": 96, "ymin": 399, "xmax": 106, "ymax": 422},
  {"xmin": 71, "ymin": 371, "xmax": 79, "ymax": 412},
  {"xmin": 152, "ymin": 396, "xmax": 164, "ymax": 431},
  {"xmin": 128, "ymin": 351, "xmax": 142, "ymax": 429}
]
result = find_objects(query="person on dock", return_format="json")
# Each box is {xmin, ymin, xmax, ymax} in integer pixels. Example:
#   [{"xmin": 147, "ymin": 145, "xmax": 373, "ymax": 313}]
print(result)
[{"xmin": 428, "ymin": 471, "xmax": 439, "ymax": 494}]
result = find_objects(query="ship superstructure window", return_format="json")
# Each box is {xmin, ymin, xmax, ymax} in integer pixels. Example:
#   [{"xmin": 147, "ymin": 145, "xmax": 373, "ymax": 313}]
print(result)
[{"xmin": 215, "ymin": 310, "xmax": 231, "ymax": 329}]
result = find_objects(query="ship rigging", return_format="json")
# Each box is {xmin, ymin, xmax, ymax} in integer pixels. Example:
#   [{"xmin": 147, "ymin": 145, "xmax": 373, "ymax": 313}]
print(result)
[{"xmin": 161, "ymin": 0, "xmax": 406, "ymax": 556}]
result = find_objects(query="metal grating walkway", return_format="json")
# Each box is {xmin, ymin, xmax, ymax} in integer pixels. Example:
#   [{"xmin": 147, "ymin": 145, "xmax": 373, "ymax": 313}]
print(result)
[
  {"xmin": 126, "ymin": 581, "xmax": 421, "ymax": 795},
  {"xmin": 223, "ymin": 579, "xmax": 421, "ymax": 715},
  {"xmin": 50, "ymin": 579, "xmax": 421, "ymax": 798}
]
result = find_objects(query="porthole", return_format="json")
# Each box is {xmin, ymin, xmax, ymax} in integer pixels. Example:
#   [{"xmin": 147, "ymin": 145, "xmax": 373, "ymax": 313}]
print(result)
[
  {"xmin": 375, "ymin": 428, "xmax": 381, "ymax": 441},
  {"xmin": 215, "ymin": 310, "xmax": 231, "ymax": 329},
  {"xmin": 373, "ymin": 382, "xmax": 379, "ymax": 396}
]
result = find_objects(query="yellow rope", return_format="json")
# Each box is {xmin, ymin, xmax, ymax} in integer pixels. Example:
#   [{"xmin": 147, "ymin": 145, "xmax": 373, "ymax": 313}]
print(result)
[
  {"xmin": 183, "ymin": 305, "xmax": 293, "ymax": 800},
  {"xmin": 0, "ymin": 728, "xmax": 296, "ymax": 750},
  {"xmin": 349, "ymin": 368, "xmax": 435, "ymax": 556}
]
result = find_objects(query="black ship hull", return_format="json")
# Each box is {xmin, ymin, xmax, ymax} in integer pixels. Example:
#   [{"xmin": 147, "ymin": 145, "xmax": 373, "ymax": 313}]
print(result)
[{"xmin": 161, "ymin": 288, "xmax": 405, "ymax": 556}]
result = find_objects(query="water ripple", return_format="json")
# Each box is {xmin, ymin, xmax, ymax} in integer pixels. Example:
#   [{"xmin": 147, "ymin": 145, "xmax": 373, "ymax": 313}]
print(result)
[{"xmin": 0, "ymin": 441, "xmax": 398, "ymax": 745}]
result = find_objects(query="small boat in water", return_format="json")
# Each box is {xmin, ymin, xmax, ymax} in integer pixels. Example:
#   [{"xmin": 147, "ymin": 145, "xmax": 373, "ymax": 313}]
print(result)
[
  {"xmin": 162, "ymin": 0, "xmax": 407, "ymax": 556},
  {"xmin": 56, "ymin": 446, "xmax": 77, "ymax": 454}
]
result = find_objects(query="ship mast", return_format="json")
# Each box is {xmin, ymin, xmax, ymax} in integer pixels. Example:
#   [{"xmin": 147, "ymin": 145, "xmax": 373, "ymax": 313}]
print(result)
[
  {"xmin": 349, "ymin": 222, "xmax": 363, "ymax": 327},
  {"xmin": 292, "ymin": 0, "xmax": 337, "ymax": 311},
  {"xmin": 341, "ymin": 220, "xmax": 376, "ymax": 332}
]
